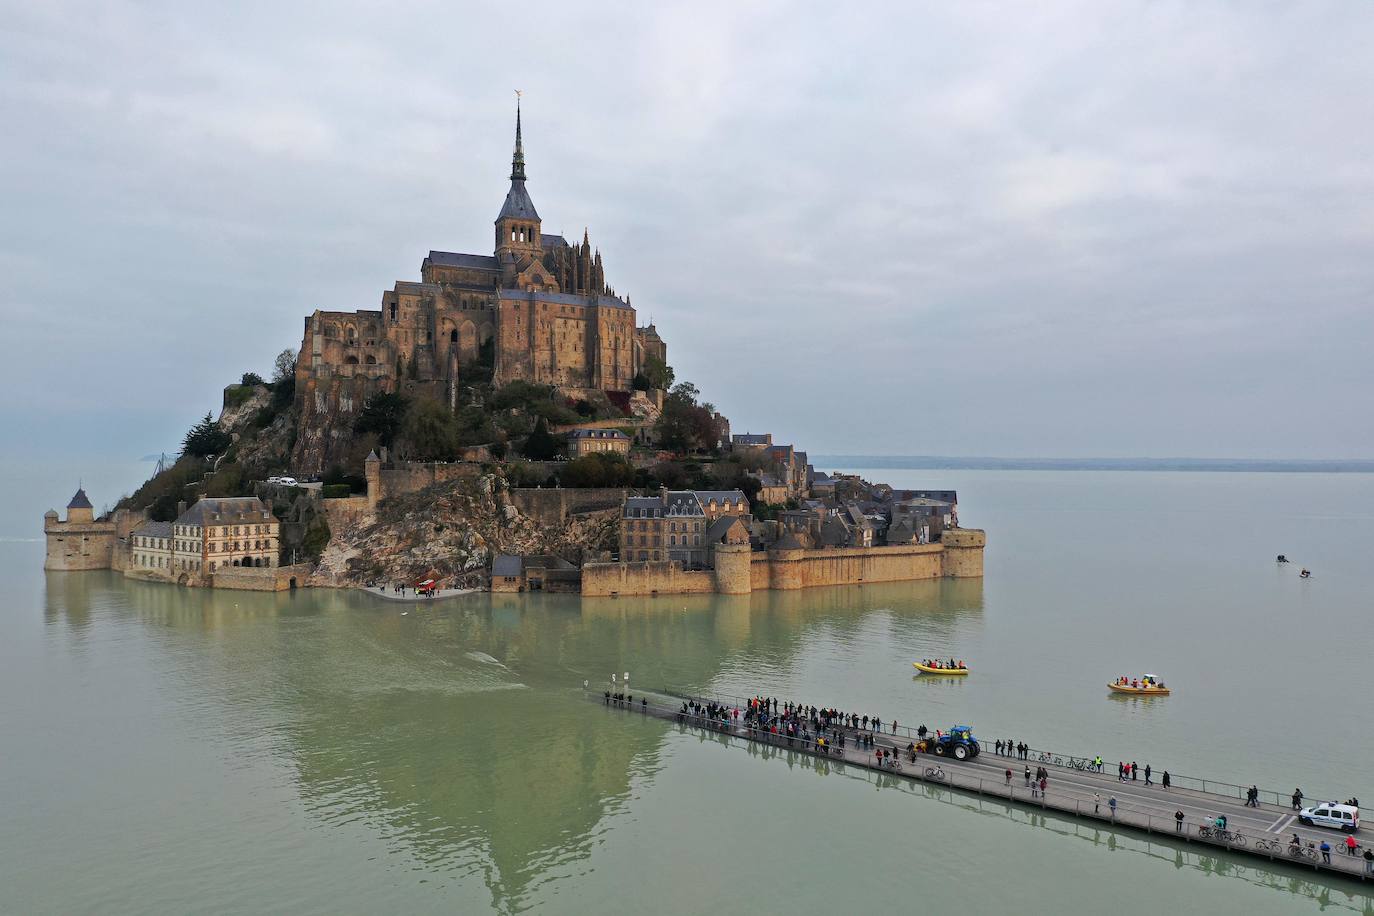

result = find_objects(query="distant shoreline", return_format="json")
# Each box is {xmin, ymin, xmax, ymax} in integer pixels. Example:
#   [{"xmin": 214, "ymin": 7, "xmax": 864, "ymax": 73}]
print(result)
[{"xmin": 812, "ymin": 456, "xmax": 1374, "ymax": 473}]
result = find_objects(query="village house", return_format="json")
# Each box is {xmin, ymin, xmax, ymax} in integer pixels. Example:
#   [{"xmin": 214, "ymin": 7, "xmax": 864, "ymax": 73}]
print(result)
[
  {"xmin": 566, "ymin": 427, "xmax": 631, "ymax": 458},
  {"xmin": 172, "ymin": 497, "xmax": 280, "ymax": 575}
]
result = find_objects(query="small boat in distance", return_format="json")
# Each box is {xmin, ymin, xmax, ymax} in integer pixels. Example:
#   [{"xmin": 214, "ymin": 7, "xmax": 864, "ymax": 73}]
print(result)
[
  {"xmin": 1108, "ymin": 673, "xmax": 1170, "ymax": 695},
  {"xmin": 914, "ymin": 660, "xmax": 969, "ymax": 676}
]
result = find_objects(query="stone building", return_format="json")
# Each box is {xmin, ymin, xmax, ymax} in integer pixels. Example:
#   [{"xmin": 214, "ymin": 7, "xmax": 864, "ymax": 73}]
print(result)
[
  {"xmin": 129, "ymin": 521, "xmax": 174, "ymax": 574},
  {"xmin": 294, "ymin": 102, "xmax": 665, "ymax": 473},
  {"xmin": 43, "ymin": 488, "xmax": 117, "ymax": 571},
  {"xmin": 620, "ymin": 491, "xmax": 708, "ymax": 567},
  {"xmin": 567, "ymin": 428, "xmax": 631, "ymax": 458},
  {"xmin": 172, "ymin": 497, "xmax": 280, "ymax": 576},
  {"xmin": 693, "ymin": 490, "xmax": 750, "ymax": 520}
]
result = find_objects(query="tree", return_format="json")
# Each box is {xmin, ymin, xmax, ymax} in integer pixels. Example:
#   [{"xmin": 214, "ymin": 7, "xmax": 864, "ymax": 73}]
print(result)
[
  {"xmin": 355, "ymin": 392, "xmax": 410, "ymax": 448},
  {"xmin": 642, "ymin": 355, "xmax": 674, "ymax": 390},
  {"xmin": 272, "ymin": 349, "xmax": 298, "ymax": 384},
  {"xmin": 240, "ymin": 371, "xmax": 264, "ymax": 386},
  {"xmin": 522, "ymin": 417, "xmax": 560, "ymax": 460},
  {"xmin": 561, "ymin": 452, "xmax": 634, "ymax": 488},
  {"xmin": 402, "ymin": 398, "xmax": 459, "ymax": 459},
  {"xmin": 182, "ymin": 413, "xmax": 231, "ymax": 457},
  {"xmin": 654, "ymin": 382, "xmax": 721, "ymax": 453}
]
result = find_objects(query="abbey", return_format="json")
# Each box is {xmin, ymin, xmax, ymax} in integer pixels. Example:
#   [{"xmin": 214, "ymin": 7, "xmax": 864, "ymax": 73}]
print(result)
[{"xmin": 294, "ymin": 103, "xmax": 665, "ymax": 473}]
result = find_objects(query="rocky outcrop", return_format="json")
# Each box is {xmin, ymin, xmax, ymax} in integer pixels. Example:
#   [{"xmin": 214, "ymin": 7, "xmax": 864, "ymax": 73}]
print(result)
[{"xmin": 310, "ymin": 472, "xmax": 617, "ymax": 589}]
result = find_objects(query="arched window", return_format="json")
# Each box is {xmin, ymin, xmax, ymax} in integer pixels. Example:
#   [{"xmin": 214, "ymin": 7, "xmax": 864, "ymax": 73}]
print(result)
[
  {"xmin": 364, "ymin": 355, "xmax": 376, "ymax": 365},
  {"xmin": 450, "ymin": 329, "xmax": 458, "ymax": 343}
]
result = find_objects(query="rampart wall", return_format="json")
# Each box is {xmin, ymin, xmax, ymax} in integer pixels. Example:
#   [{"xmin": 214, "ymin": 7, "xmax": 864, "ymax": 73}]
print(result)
[
  {"xmin": 509, "ymin": 488, "xmax": 630, "ymax": 525},
  {"xmin": 582, "ymin": 532, "xmax": 986, "ymax": 597}
]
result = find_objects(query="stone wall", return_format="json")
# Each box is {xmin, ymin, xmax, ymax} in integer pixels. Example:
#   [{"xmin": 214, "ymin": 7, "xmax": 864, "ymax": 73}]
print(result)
[
  {"xmin": 581, "ymin": 560, "xmax": 716, "ymax": 597},
  {"xmin": 581, "ymin": 532, "xmax": 986, "ymax": 597},
  {"xmin": 44, "ymin": 520, "xmax": 117, "ymax": 571},
  {"xmin": 212, "ymin": 564, "xmax": 308, "ymax": 591},
  {"xmin": 509, "ymin": 488, "xmax": 630, "ymax": 525},
  {"xmin": 378, "ymin": 462, "xmax": 482, "ymax": 502},
  {"xmin": 321, "ymin": 495, "xmax": 371, "ymax": 530}
]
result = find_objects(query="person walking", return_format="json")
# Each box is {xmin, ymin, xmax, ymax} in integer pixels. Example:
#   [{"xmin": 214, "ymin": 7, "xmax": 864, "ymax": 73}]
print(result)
[
  {"xmin": 1144, "ymin": 764, "xmax": 1152, "ymax": 786},
  {"xmin": 1024, "ymin": 765, "xmax": 1032, "ymax": 787},
  {"xmin": 1345, "ymin": 834, "xmax": 1358, "ymax": 856},
  {"xmin": 1162, "ymin": 771, "xmax": 1171, "ymax": 790},
  {"xmin": 995, "ymin": 739, "xmax": 1003, "ymax": 756},
  {"xmin": 1175, "ymin": 810, "xmax": 1184, "ymax": 832},
  {"xmin": 1292, "ymin": 788, "xmax": 1304, "ymax": 810},
  {"xmin": 1005, "ymin": 768, "xmax": 1012, "ymax": 786},
  {"xmin": 1364, "ymin": 847, "xmax": 1374, "ymax": 876},
  {"xmin": 1109, "ymin": 796, "xmax": 1117, "ymax": 819},
  {"xmin": 1118, "ymin": 762, "xmax": 1126, "ymax": 783},
  {"xmin": 1130, "ymin": 761, "xmax": 1138, "ymax": 782},
  {"xmin": 1320, "ymin": 840, "xmax": 1331, "ymax": 864},
  {"xmin": 1039, "ymin": 775, "xmax": 1047, "ymax": 797},
  {"xmin": 1094, "ymin": 793, "xmax": 1101, "ymax": 814}
]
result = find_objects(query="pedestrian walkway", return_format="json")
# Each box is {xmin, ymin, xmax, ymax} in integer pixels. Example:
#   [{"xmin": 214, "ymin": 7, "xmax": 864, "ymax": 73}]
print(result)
[{"xmin": 598, "ymin": 687, "xmax": 1371, "ymax": 884}]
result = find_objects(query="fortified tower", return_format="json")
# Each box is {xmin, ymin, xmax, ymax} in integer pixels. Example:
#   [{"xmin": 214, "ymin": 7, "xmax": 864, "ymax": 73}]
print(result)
[
  {"xmin": 940, "ymin": 528, "xmax": 986, "ymax": 577},
  {"xmin": 43, "ymin": 488, "xmax": 117, "ymax": 571},
  {"xmin": 711, "ymin": 542, "xmax": 753, "ymax": 595}
]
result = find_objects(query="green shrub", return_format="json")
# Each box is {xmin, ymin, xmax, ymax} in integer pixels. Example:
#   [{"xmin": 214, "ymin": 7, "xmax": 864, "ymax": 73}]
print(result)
[
  {"xmin": 224, "ymin": 385, "xmax": 255, "ymax": 408},
  {"xmin": 322, "ymin": 484, "xmax": 353, "ymax": 499}
]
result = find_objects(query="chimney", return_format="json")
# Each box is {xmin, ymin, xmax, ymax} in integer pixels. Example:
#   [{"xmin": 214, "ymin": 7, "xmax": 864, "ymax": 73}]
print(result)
[
  {"xmin": 176, "ymin": 500, "xmax": 187, "ymax": 518},
  {"xmin": 659, "ymin": 485, "xmax": 668, "ymax": 506}
]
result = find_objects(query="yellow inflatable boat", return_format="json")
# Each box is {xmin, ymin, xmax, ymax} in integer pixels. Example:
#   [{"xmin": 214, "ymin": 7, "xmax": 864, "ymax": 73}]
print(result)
[{"xmin": 913, "ymin": 662, "xmax": 969, "ymax": 675}]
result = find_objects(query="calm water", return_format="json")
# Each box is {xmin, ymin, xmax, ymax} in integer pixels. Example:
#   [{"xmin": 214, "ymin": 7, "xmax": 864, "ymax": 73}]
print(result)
[{"xmin": 2, "ymin": 470, "xmax": 1372, "ymax": 915}]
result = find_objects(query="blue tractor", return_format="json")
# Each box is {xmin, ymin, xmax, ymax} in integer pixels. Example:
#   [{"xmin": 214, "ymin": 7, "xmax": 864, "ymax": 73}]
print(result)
[{"xmin": 930, "ymin": 726, "xmax": 980, "ymax": 760}]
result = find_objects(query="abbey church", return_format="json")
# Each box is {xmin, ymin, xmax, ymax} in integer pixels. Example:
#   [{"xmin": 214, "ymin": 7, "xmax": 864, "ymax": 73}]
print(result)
[{"xmin": 294, "ymin": 103, "xmax": 667, "ymax": 471}]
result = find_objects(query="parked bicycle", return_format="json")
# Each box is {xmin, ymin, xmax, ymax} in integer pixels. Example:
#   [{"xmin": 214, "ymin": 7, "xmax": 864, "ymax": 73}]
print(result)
[
  {"xmin": 1287, "ymin": 843, "xmax": 1317, "ymax": 861},
  {"xmin": 924, "ymin": 766, "xmax": 947, "ymax": 781},
  {"xmin": 1198, "ymin": 826, "xmax": 1247, "ymax": 846},
  {"xmin": 1065, "ymin": 757, "xmax": 1090, "ymax": 771}
]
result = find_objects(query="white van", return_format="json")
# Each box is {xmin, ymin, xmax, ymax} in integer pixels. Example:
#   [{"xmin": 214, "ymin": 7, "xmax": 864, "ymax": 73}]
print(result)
[{"xmin": 1298, "ymin": 803, "xmax": 1360, "ymax": 833}]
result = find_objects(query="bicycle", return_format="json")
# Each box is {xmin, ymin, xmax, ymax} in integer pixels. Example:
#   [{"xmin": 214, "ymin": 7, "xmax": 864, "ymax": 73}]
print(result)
[
  {"xmin": 924, "ymin": 766, "xmax": 947, "ymax": 781},
  {"xmin": 1253, "ymin": 838, "xmax": 1281, "ymax": 853},
  {"xmin": 1052, "ymin": 756, "xmax": 1064, "ymax": 767},
  {"xmin": 1066, "ymin": 757, "xmax": 1090, "ymax": 771},
  {"xmin": 1287, "ymin": 844, "xmax": 1317, "ymax": 861},
  {"xmin": 1199, "ymin": 826, "xmax": 1247, "ymax": 846}
]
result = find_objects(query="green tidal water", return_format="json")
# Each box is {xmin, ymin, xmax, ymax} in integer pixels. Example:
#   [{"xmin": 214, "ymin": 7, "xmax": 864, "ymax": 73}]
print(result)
[{"xmin": 2, "ymin": 470, "xmax": 1372, "ymax": 915}]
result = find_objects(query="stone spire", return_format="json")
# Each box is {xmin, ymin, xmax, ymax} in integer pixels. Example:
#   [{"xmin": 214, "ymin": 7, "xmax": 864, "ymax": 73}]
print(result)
[{"xmin": 511, "ymin": 95, "xmax": 527, "ymax": 182}]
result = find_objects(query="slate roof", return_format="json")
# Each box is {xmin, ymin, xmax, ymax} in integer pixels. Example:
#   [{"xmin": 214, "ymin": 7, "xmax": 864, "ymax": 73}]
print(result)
[
  {"xmin": 664, "ymin": 491, "xmax": 704, "ymax": 516},
  {"xmin": 703, "ymin": 515, "xmax": 747, "ymax": 545},
  {"xmin": 567, "ymin": 428, "xmax": 629, "ymax": 440},
  {"xmin": 623, "ymin": 496, "xmax": 664, "ymax": 518},
  {"xmin": 133, "ymin": 521, "xmax": 173, "ymax": 540},
  {"xmin": 492, "ymin": 554, "xmax": 523, "ymax": 577},
  {"xmin": 773, "ymin": 530, "xmax": 805, "ymax": 550},
  {"xmin": 497, "ymin": 179, "xmax": 540, "ymax": 221},
  {"xmin": 426, "ymin": 250, "xmax": 501, "ymax": 272},
  {"xmin": 541, "ymin": 234, "xmax": 568, "ymax": 249},
  {"xmin": 67, "ymin": 488, "xmax": 93, "ymax": 510},
  {"xmin": 393, "ymin": 280, "xmax": 443, "ymax": 296},
  {"xmin": 174, "ymin": 497, "xmax": 274, "ymax": 528},
  {"xmin": 732, "ymin": 433, "xmax": 771, "ymax": 446},
  {"xmin": 694, "ymin": 489, "xmax": 747, "ymax": 506},
  {"xmin": 496, "ymin": 289, "xmax": 632, "ymax": 310}
]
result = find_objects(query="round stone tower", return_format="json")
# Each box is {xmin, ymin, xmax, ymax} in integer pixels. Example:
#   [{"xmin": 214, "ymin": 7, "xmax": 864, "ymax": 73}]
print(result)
[
  {"xmin": 712, "ymin": 542, "xmax": 752, "ymax": 595},
  {"xmin": 940, "ymin": 528, "xmax": 986, "ymax": 578}
]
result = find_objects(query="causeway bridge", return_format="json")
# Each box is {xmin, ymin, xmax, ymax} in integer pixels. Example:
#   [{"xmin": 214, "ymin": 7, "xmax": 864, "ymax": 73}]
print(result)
[{"xmin": 594, "ymin": 686, "xmax": 1371, "ymax": 883}]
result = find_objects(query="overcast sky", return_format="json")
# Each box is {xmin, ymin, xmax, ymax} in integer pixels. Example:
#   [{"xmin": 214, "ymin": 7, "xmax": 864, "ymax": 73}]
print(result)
[{"xmin": 4, "ymin": 1, "xmax": 1373, "ymax": 483}]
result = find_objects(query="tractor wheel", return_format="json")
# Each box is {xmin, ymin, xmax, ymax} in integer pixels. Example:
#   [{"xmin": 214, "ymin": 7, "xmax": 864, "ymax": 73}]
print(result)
[
  {"xmin": 933, "ymin": 743, "xmax": 947, "ymax": 757},
  {"xmin": 968, "ymin": 744, "xmax": 980, "ymax": 758},
  {"xmin": 953, "ymin": 744, "xmax": 969, "ymax": 761}
]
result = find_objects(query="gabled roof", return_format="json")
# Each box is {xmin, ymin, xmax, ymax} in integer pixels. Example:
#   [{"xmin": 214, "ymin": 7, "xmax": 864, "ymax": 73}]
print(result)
[
  {"xmin": 174, "ymin": 497, "xmax": 273, "ymax": 528},
  {"xmin": 495, "ymin": 289, "xmax": 632, "ymax": 310},
  {"xmin": 133, "ymin": 521, "xmax": 173, "ymax": 539},
  {"xmin": 703, "ymin": 515, "xmax": 747, "ymax": 545},
  {"xmin": 567, "ymin": 428, "xmax": 629, "ymax": 440},
  {"xmin": 492, "ymin": 554, "xmax": 522, "ymax": 577},
  {"xmin": 425, "ymin": 251, "xmax": 500, "ymax": 272},
  {"xmin": 541, "ymin": 234, "xmax": 567, "ymax": 249},
  {"xmin": 773, "ymin": 530, "xmax": 805, "ymax": 550},
  {"xmin": 67, "ymin": 488, "xmax": 93, "ymax": 510},
  {"xmin": 694, "ymin": 489, "xmax": 747, "ymax": 505}
]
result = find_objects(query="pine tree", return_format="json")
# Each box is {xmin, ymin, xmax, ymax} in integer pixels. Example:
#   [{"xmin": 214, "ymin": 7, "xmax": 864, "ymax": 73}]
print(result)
[{"xmin": 182, "ymin": 413, "xmax": 231, "ymax": 457}]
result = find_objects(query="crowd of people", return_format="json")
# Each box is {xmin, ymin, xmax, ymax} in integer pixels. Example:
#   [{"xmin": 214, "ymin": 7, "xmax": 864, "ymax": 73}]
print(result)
[{"xmin": 670, "ymin": 695, "xmax": 920, "ymax": 759}]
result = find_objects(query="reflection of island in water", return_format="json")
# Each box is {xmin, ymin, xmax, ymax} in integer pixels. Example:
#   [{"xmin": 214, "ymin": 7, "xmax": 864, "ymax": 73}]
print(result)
[{"xmin": 40, "ymin": 572, "xmax": 1369, "ymax": 913}]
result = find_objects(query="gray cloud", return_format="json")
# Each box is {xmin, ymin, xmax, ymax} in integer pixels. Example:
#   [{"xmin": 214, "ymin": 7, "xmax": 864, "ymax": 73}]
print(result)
[{"xmin": 3, "ymin": 0, "xmax": 1372, "ymax": 468}]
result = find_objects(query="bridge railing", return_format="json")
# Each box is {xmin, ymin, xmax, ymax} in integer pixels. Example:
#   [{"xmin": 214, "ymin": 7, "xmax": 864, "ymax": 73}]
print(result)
[
  {"xmin": 657, "ymin": 685, "xmax": 1349, "ymax": 811},
  {"xmin": 610, "ymin": 690, "xmax": 1370, "ymax": 882}
]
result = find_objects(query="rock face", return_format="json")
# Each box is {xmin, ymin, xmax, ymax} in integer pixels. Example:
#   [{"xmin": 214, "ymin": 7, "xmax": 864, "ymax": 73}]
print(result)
[{"xmin": 310, "ymin": 473, "xmax": 617, "ymax": 589}]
